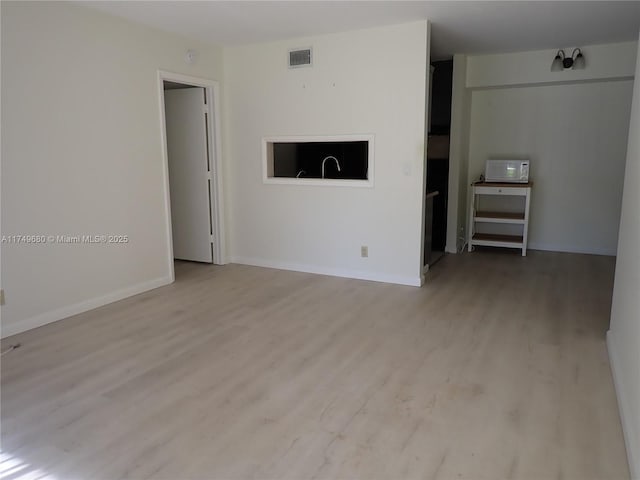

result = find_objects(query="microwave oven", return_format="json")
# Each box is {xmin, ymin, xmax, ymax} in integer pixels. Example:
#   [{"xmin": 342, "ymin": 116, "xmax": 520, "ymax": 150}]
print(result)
[{"xmin": 485, "ymin": 160, "xmax": 529, "ymax": 183}]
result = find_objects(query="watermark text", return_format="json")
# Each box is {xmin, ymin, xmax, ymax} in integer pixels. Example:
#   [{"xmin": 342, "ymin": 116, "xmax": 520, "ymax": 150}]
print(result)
[{"xmin": 2, "ymin": 234, "xmax": 129, "ymax": 245}]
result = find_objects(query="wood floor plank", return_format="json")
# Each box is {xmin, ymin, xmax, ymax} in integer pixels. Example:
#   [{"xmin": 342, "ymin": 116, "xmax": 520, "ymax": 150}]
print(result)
[{"xmin": 1, "ymin": 252, "xmax": 629, "ymax": 479}]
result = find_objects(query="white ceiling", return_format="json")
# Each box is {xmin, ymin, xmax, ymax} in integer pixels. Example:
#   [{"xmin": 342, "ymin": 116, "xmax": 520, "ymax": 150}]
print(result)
[{"xmin": 83, "ymin": 1, "xmax": 640, "ymax": 60}]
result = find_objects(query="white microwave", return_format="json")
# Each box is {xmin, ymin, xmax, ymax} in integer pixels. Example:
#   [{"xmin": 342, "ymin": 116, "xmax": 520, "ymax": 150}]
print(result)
[{"xmin": 485, "ymin": 159, "xmax": 529, "ymax": 183}]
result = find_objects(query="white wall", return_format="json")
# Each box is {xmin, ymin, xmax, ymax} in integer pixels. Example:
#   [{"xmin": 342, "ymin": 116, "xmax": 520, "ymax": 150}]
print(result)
[
  {"xmin": 446, "ymin": 54, "xmax": 471, "ymax": 253},
  {"xmin": 465, "ymin": 42, "xmax": 636, "ymax": 255},
  {"xmin": 608, "ymin": 30, "xmax": 640, "ymax": 480},
  {"xmin": 0, "ymin": 3, "xmax": 4, "ymax": 329},
  {"xmin": 468, "ymin": 81, "xmax": 633, "ymax": 255},
  {"xmin": 224, "ymin": 21, "xmax": 429, "ymax": 286},
  {"xmin": 1, "ymin": 2, "xmax": 224, "ymax": 337},
  {"xmin": 467, "ymin": 41, "xmax": 637, "ymax": 88}
]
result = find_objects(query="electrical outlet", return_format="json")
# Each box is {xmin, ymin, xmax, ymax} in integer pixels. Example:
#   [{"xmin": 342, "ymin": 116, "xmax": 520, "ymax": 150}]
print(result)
[{"xmin": 361, "ymin": 246, "xmax": 368, "ymax": 258}]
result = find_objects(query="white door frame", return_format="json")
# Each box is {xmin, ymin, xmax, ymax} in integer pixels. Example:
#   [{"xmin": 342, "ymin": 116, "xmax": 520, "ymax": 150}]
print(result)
[{"xmin": 157, "ymin": 70, "xmax": 226, "ymax": 279}]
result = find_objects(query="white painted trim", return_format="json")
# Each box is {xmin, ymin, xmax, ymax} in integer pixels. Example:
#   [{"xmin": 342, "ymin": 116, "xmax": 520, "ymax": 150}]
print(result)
[
  {"xmin": 1, "ymin": 276, "xmax": 173, "ymax": 338},
  {"xmin": 262, "ymin": 134, "xmax": 375, "ymax": 188},
  {"xmin": 157, "ymin": 74, "xmax": 177, "ymax": 281},
  {"xmin": 230, "ymin": 256, "xmax": 422, "ymax": 287},
  {"xmin": 527, "ymin": 242, "xmax": 616, "ymax": 257},
  {"xmin": 210, "ymin": 81, "xmax": 226, "ymax": 264},
  {"xmin": 420, "ymin": 21, "xmax": 432, "ymax": 285},
  {"xmin": 157, "ymin": 70, "xmax": 227, "ymax": 268},
  {"xmin": 607, "ymin": 331, "xmax": 639, "ymax": 480},
  {"xmin": 263, "ymin": 178, "xmax": 373, "ymax": 188}
]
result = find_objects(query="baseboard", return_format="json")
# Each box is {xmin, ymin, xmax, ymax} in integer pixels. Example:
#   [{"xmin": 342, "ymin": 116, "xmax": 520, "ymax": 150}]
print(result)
[
  {"xmin": 528, "ymin": 242, "xmax": 616, "ymax": 256},
  {"xmin": 230, "ymin": 256, "xmax": 422, "ymax": 287},
  {"xmin": 1, "ymin": 275, "xmax": 174, "ymax": 338},
  {"xmin": 607, "ymin": 330, "xmax": 639, "ymax": 480}
]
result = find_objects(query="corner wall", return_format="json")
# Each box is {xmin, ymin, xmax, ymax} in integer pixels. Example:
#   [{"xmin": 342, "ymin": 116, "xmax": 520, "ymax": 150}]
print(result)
[
  {"xmin": 608, "ymin": 31, "xmax": 640, "ymax": 480},
  {"xmin": 446, "ymin": 54, "xmax": 471, "ymax": 253},
  {"xmin": 224, "ymin": 21, "xmax": 429, "ymax": 286},
  {"xmin": 1, "ymin": 2, "xmax": 224, "ymax": 337}
]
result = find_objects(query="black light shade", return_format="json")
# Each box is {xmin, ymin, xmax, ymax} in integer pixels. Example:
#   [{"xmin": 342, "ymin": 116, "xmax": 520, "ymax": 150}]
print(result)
[
  {"xmin": 573, "ymin": 50, "xmax": 586, "ymax": 69},
  {"xmin": 551, "ymin": 50, "xmax": 565, "ymax": 71}
]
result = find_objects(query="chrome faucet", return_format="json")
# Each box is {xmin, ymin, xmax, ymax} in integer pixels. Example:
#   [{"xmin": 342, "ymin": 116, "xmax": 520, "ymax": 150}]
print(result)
[
  {"xmin": 321, "ymin": 156, "xmax": 341, "ymax": 179},
  {"xmin": 296, "ymin": 170, "xmax": 306, "ymax": 178}
]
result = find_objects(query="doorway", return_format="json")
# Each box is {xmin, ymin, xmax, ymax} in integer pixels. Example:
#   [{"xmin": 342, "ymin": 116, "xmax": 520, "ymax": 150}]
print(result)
[
  {"xmin": 424, "ymin": 59, "xmax": 453, "ymax": 271},
  {"xmin": 158, "ymin": 71, "xmax": 225, "ymax": 278}
]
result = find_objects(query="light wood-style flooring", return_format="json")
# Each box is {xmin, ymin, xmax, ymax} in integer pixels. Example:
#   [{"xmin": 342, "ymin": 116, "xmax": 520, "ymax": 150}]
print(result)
[{"xmin": 1, "ymin": 251, "xmax": 629, "ymax": 479}]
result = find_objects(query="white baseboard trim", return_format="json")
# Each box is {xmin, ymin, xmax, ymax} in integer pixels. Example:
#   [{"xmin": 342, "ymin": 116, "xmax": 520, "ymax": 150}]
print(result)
[
  {"xmin": 607, "ymin": 330, "xmax": 639, "ymax": 480},
  {"xmin": 1, "ymin": 275, "xmax": 174, "ymax": 338},
  {"xmin": 230, "ymin": 256, "xmax": 422, "ymax": 287},
  {"xmin": 528, "ymin": 242, "xmax": 616, "ymax": 256}
]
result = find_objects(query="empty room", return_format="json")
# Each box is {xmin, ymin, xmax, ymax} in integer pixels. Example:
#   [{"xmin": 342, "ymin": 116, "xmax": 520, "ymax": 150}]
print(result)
[{"xmin": 2, "ymin": 1, "xmax": 639, "ymax": 479}]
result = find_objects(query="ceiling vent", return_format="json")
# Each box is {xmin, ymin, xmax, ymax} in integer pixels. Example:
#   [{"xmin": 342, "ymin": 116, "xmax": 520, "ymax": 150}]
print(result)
[{"xmin": 288, "ymin": 48, "xmax": 312, "ymax": 68}]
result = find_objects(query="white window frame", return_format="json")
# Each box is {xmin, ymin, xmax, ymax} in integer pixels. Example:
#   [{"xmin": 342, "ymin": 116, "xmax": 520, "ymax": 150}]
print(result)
[{"xmin": 262, "ymin": 134, "xmax": 375, "ymax": 188}]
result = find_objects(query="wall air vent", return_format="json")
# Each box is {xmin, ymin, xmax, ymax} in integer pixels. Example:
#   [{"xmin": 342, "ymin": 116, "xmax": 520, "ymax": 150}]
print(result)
[{"xmin": 288, "ymin": 48, "xmax": 312, "ymax": 68}]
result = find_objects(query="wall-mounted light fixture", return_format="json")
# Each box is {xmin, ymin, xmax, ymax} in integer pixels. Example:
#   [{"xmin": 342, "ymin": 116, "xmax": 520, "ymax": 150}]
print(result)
[{"xmin": 551, "ymin": 48, "xmax": 585, "ymax": 71}]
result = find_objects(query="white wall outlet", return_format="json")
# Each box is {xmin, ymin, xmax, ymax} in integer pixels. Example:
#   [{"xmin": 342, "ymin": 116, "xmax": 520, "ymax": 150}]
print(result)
[{"xmin": 361, "ymin": 246, "xmax": 368, "ymax": 258}]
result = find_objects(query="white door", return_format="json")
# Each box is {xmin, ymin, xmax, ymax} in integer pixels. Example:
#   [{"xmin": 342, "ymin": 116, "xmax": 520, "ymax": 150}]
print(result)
[{"xmin": 165, "ymin": 88, "xmax": 213, "ymax": 263}]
